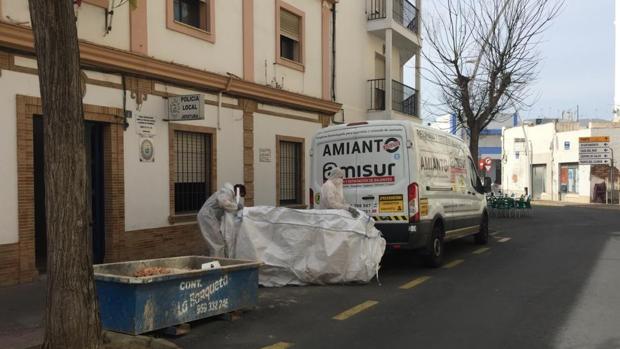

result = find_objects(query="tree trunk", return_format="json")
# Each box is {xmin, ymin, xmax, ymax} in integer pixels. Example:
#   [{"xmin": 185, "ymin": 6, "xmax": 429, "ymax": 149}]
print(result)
[
  {"xmin": 28, "ymin": 1, "xmax": 102, "ymax": 348},
  {"xmin": 469, "ymin": 126, "xmax": 480, "ymax": 167}
]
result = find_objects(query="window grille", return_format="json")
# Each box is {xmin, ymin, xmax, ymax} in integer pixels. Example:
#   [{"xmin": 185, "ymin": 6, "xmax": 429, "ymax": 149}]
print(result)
[
  {"xmin": 175, "ymin": 130, "xmax": 212, "ymax": 213},
  {"xmin": 279, "ymin": 141, "xmax": 302, "ymax": 205}
]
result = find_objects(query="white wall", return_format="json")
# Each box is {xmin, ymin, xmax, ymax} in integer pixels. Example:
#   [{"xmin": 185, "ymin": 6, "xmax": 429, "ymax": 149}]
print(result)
[
  {"xmin": 147, "ymin": 0, "xmax": 244, "ymax": 77},
  {"xmin": 1, "ymin": 0, "xmax": 31, "ymax": 25},
  {"xmin": 253, "ymin": 112, "xmax": 321, "ymax": 206},
  {"xmin": 0, "ymin": 66, "xmax": 247, "ymax": 238},
  {"xmin": 334, "ymin": 1, "xmax": 411, "ymax": 123},
  {"xmin": 0, "ymin": 70, "xmax": 42, "ymax": 244},
  {"xmin": 253, "ymin": 0, "xmax": 322, "ymax": 98},
  {"xmin": 3, "ymin": 1, "xmax": 130, "ymax": 51},
  {"xmin": 555, "ymin": 129, "xmax": 591, "ymax": 201},
  {"xmin": 77, "ymin": 2, "xmax": 130, "ymax": 51}
]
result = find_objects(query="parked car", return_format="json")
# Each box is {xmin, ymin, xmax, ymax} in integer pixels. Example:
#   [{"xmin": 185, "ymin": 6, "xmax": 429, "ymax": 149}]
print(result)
[{"xmin": 310, "ymin": 120, "xmax": 491, "ymax": 267}]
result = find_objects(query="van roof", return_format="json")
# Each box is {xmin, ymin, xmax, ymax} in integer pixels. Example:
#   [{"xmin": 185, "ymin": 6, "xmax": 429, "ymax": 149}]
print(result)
[{"xmin": 316, "ymin": 120, "xmax": 464, "ymax": 143}]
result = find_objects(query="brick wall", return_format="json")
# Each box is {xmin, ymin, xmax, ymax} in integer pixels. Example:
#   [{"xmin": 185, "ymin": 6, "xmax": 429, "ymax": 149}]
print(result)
[{"xmin": 119, "ymin": 224, "xmax": 208, "ymax": 261}]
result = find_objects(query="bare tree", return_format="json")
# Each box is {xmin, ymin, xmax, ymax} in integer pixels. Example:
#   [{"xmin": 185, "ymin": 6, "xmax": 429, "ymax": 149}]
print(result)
[
  {"xmin": 28, "ymin": 0, "xmax": 102, "ymax": 348},
  {"xmin": 424, "ymin": 0, "xmax": 563, "ymax": 164}
]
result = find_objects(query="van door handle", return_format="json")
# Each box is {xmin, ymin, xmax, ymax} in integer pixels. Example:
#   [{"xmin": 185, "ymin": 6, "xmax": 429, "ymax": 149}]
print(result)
[{"xmin": 362, "ymin": 196, "xmax": 375, "ymax": 200}]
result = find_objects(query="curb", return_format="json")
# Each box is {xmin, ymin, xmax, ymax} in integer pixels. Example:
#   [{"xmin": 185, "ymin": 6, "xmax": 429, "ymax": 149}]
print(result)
[{"xmin": 532, "ymin": 201, "xmax": 620, "ymax": 210}]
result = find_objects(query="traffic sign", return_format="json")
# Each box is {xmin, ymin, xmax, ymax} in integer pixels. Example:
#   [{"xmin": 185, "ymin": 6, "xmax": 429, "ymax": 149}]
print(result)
[
  {"xmin": 484, "ymin": 157, "xmax": 492, "ymax": 172},
  {"xmin": 579, "ymin": 147, "xmax": 611, "ymax": 154},
  {"xmin": 579, "ymin": 153, "xmax": 611, "ymax": 159},
  {"xmin": 579, "ymin": 142, "xmax": 610, "ymax": 148},
  {"xmin": 579, "ymin": 158, "xmax": 611, "ymax": 165},
  {"xmin": 579, "ymin": 136, "xmax": 612, "ymax": 166},
  {"xmin": 579, "ymin": 136, "xmax": 610, "ymax": 143}
]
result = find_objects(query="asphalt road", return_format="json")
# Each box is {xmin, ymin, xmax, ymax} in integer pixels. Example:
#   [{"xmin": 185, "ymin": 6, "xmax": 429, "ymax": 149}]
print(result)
[{"xmin": 173, "ymin": 206, "xmax": 620, "ymax": 349}]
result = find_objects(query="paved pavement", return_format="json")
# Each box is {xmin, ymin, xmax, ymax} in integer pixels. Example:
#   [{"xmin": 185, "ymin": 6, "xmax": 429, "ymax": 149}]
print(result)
[{"xmin": 1, "ymin": 206, "xmax": 619, "ymax": 349}]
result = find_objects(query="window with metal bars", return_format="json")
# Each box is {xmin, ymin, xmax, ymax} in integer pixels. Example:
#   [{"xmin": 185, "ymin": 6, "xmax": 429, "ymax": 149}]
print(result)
[
  {"xmin": 174, "ymin": 130, "xmax": 212, "ymax": 214},
  {"xmin": 279, "ymin": 140, "xmax": 302, "ymax": 205}
]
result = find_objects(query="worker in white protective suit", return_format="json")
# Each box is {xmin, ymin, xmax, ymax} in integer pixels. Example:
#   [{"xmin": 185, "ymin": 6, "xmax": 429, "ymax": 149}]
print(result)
[
  {"xmin": 319, "ymin": 168, "xmax": 360, "ymax": 218},
  {"xmin": 197, "ymin": 183, "xmax": 241, "ymax": 257}
]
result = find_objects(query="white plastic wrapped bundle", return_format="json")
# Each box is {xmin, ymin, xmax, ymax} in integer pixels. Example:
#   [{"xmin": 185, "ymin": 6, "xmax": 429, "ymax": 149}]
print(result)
[{"xmin": 221, "ymin": 206, "xmax": 386, "ymax": 287}]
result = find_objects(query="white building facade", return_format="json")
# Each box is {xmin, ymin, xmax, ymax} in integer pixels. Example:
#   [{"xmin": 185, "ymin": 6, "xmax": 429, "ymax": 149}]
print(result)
[
  {"xmin": 0, "ymin": 0, "xmax": 421, "ymax": 285},
  {"xmin": 502, "ymin": 121, "xmax": 620, "ymax": 203}
]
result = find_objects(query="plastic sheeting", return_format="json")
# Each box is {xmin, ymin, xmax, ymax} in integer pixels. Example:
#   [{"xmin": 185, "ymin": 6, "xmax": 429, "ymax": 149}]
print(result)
[{"xmin": 197, "ymin": 185, "xmax": 386, "ymax": 287}]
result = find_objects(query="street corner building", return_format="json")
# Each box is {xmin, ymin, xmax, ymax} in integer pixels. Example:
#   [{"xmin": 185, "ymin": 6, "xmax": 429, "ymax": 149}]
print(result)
[
  {"xmin": 0, "ymin": 0, "xmax": 422, "ymax": 285},
  {"xmin": 502, "ymin": 120, "xmax": 620, "ymax": 203}
]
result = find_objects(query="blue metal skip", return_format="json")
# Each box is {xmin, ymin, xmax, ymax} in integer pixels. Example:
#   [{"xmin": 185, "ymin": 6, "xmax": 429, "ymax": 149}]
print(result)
[{"xmin": 94, "ymin": 256, "xmax": 260, "ymax": 335}]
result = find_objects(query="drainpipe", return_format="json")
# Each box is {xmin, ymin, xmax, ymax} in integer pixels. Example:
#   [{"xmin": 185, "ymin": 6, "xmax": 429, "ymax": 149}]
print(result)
[
  {"xmin": 331, "ymin": 1, "xmax": 337, "ymax": 102},
  {"xmin": 217, "ymin": 92, "xmax": 222, "ymax": 130},
  {"xmin": 521, "ymin": 122, "xmax": 530, "ymax": 197}
]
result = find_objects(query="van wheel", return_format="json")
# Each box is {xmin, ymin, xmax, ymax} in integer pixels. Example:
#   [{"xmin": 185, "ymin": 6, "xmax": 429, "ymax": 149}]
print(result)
[
  {"xmin": 424, "ymin": 224, "xmax": 444, "ymax": 268},
  {"xmin": 474, "ymin": 213, "xmax": 489, "ymax": 245}
]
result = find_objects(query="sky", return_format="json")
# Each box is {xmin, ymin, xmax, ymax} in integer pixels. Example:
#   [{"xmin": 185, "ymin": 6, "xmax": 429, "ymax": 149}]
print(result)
[{"xmin": 417, "ymin": 0, "xmax": 615, "ymax": 122}]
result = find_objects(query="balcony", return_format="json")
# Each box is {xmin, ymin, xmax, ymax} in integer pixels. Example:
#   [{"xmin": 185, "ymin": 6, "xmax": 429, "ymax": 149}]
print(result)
[
  {"xmin": 368, "ymin": 0, "xmax": 418, "ymax": 34},
  {"xmin": 367, "ymin": 0, "xmax": 420, "ymax": 62},
  {"xmin": 368, "ymin": 79, "xmax": 417, "ymax": 118}
]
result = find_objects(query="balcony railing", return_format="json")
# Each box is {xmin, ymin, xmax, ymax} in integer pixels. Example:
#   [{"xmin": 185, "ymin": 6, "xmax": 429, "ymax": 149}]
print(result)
[
  {"xmin": 367, "ymin": 0, "xmax": 418, "ymax": 34},
  {"xmin": 368, "ymin": 79, "xmax": 417, "ymax": 117},
  {"xmin": 368, "ymin": 0, "xmax": 387, "ymax": 21},
  {"xmin": 394, "ymin": 0, "xmax": 418, "ymax": 33},
  {"xmin": 393, "ymin": 80, "xmax": 417, "ymax": 116}
]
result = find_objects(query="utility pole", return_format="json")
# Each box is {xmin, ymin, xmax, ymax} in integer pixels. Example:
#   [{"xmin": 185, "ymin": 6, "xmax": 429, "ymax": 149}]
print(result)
[
  {"xmin": 611, "ymin": 148, "xmax": 615, "ymax": 204},
  {"xmin": 576, "ymin": 104, "xmax": 579, "ymax": 121}
]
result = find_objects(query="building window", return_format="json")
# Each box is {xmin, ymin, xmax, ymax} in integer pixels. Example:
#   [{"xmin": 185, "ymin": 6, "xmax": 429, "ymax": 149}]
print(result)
[
  {"xmin": 276, "ymin": 1, "xmax": 304, "ymax": 71},
  {"xmin": 559, "ymin": 163, "xmax": 579, "ymax": 194},
  {"xmin": 280, "ymin": 10, "xmax": 301, "ymax": 61},
  {"xmin": 166, "ymin": 0, "xmax": 215, "ymax": 43},
  {"xmin": 174, "ymin": 130, "xmax": 213, "ymax": 214},
  {"xmin": 174, "ymin": 0, "xmax": 210, "ymax": 32},
  {"xmin": 276, "ymin": 136, "xmax": 305, "ymax": 206}
]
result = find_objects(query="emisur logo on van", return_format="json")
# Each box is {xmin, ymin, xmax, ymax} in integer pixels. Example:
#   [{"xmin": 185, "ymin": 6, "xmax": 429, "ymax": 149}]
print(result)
[{"xmin": 383, "ymin": 138, "xmax": 400, "ymax": 153}]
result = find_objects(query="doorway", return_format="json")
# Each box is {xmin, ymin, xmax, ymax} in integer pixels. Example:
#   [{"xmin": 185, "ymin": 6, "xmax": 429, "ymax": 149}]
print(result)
[
  {"xmin": 33, "ymin": 118, "xmax": 106, "ymax": 272},
  {"xmin": 531, "ymin": 164, "xmax": 547, "ymax": 200}
]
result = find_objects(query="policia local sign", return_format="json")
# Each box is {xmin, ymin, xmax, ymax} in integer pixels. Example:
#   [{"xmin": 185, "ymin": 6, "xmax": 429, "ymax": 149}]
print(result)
[{"xmin": 167, "ymin": 94, "xmax": 205, "ymax": 121}]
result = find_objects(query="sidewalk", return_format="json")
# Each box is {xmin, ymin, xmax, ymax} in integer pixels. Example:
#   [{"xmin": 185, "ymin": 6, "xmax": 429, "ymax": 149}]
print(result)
[
  {"xmin": 532, "ymin": 200, "xmax": 620, "ymax": 210},
  {"xmin": 0, "ymin": 277, "xmax": 180, "ymax": 349},
  {"xmin": 0, "ymin": 278, "xmax": 45, "ymax": 349}
]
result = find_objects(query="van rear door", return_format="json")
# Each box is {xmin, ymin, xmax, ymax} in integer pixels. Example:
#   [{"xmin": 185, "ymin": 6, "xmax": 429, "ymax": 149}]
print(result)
[{"xmin": 314, "ymin": 124, "xmax": 409, "ymax": 221}]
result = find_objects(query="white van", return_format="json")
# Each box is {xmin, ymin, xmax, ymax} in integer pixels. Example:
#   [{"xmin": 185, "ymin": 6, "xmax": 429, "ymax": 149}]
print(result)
[{"xmin": 310, "ymin": 120, "xmax": 490, "ymax": 267}]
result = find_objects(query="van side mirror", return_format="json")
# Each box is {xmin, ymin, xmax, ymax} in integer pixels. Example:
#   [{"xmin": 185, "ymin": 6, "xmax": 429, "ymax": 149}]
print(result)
[
  {"xmin": 483, "ymin": 177, "xmax": 492, "ymax": 193},
  {"xmin": 233, "ymin": 184, "xmax": 246, "ymax": 197}
]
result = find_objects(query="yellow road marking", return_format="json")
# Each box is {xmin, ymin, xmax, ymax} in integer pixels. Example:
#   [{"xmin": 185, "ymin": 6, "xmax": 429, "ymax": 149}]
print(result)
[
  {"xmin": 332, "ymin": 300, "xmax": 379, "ymax": 320},
  {"xmin": 442, "ymin": 259, "xmax": 464, "ymax": 269},
  {"xmin": 261, "ymin": 342, "xmax": 294, "ymax": 349},
  {"xmin": 473, "ymin": 247, "xmax": 490, "ymax": 255},
  {"xmin": 498, "ymin": 237, "xmax": 512, "ymax": 243},
  {"xmin": 399, "ymin": 276, "xmax": 431, "ymax": 290}
]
